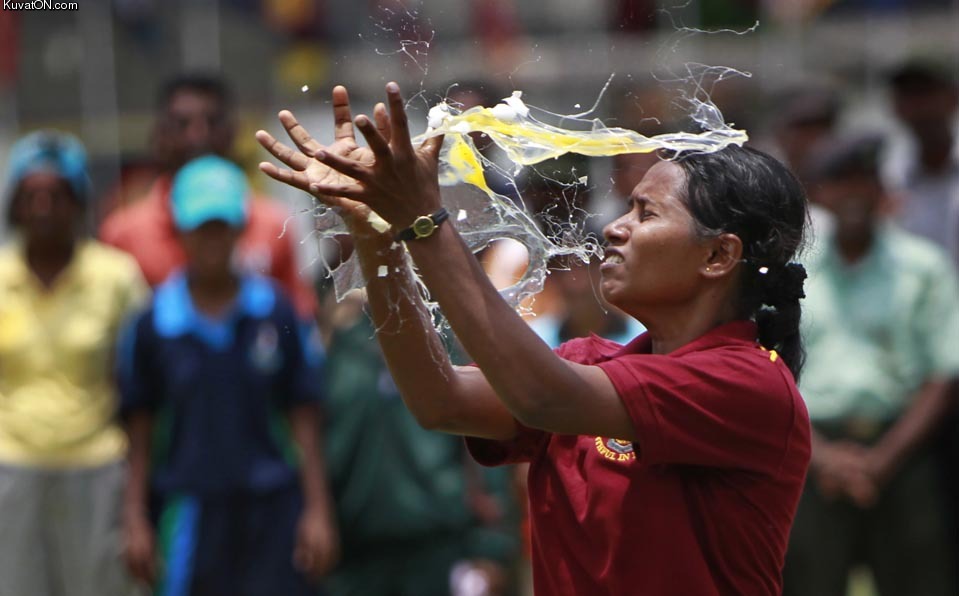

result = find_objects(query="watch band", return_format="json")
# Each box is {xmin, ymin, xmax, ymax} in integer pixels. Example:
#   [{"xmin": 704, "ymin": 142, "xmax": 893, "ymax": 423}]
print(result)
[{"xmin": 395, "ymin": 208, "xmax": 450, "ymax": 242}]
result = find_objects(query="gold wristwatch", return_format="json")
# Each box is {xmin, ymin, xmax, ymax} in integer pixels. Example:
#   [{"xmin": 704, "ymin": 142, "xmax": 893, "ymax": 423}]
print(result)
[{"xmin": 394, "ymin": 208, "xmax": 450, "ymax": 241}]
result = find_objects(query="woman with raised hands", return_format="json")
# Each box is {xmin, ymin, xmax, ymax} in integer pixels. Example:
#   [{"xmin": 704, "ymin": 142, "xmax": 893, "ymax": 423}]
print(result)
[{"xmin": 257, "ymin": 83, "xmax": 812, "ymax": 596}]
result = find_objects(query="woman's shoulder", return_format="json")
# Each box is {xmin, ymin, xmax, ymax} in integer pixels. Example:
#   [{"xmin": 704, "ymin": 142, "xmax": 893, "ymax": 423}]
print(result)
[
  {"xmin": 555, "ymin": 334, "xmax": 629, "ymax": 365},
  {"xmin": 606, "ymin": 321, "xmax": 800, "ymax": 403}
]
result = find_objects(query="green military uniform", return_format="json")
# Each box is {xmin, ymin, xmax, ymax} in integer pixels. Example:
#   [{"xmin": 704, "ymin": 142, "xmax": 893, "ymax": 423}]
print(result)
[{"xmin": 324, "ymin": 315, "xmax": 517, "ymax": 596}]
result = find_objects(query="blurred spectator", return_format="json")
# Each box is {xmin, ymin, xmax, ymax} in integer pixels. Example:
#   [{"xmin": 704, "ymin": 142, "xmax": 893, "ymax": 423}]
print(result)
[
  {"xmin": 321, "ymin": 291, "xmax": 518, "ymax": 596},
  {"xmin": 698, "ymin": 0, "xmax": 760, "ymax": 27},
  {"xmin": 99, "ymin": 73, "xmax": 317, "ymax": 317},
  {"xmin": 591, "ymin": 82, "xmax": 675, "ymax": 237},
  {"xmin": 758, "ymin": 80, "xmax": 843, "ymax": 239},
  {"xmin": 471, "ymin": 0, "xmax": 523, "ymax": 73},
  {"xmin": 883, "ymin": 56, "xmax": 959, "ymax": 587},
  {"xmin": 783, "ymin": 133, "xmax": 959, "ymax": 596},
  {"xmin": 441, "ymin": 79, "xmax": 514, "ymax": 194},
  {"xmin": 479, "ymin": 168, "xmax": 589, "ymax": 324},
  {"xmin": 529, "ymin": 259, "xmax": 644, "ymax": 348},
  {"xmin": 883, "ymin": 59, "xmax": 959, "ymax": 269},
  {"xmin": 766, "ymin": 81, "xmax": 843, "ymax": 188},
  {"xmin": 0, "ymin": 131, "xmax": 148, "ymax": 596},
  {"xmin": 118, "ymin": 156, "xmax": 337, "ymax": 595},
  {"xmin": 610, "ymin": 0, "xmax": 658, "ymax": 32}
]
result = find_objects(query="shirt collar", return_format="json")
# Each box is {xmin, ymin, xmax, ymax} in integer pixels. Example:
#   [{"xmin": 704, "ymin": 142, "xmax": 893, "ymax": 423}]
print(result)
[
  {"xmin": 154, "ymin": 270, "xmax": 276, "ymax": 342},
  {"xmin": 5, "ymin": 236, "xmax": 90, "ymax": 293},
  {"xmin": 611, "ymin": 320, "xmax": 759, "ymax": 358}
]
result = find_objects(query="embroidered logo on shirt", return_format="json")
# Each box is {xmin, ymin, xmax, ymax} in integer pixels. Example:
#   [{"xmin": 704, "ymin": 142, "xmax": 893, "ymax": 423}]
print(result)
[
  {"xmin": 249, "ymin": 322, "xmax": 282, "ymax": 373},
  {"xmin": 594, "ymin": 437, "xmax": 636, "ymax": 462}
]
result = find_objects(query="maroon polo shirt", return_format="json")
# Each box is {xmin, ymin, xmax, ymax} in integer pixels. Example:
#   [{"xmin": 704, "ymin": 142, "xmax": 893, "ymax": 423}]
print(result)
[{"xmin": 467, "ymin": 321, "xmax": 810, "ymax": 596}]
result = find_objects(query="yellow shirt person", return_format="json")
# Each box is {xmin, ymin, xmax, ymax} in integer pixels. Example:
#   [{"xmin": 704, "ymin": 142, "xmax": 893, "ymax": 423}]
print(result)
[
  {"xmin": 0, "ymin": 240, "xmax": 147, "ymax": 467},
  {"xmin": 0, "ymin": 130, "xmax": 147, "ymax": 596}
]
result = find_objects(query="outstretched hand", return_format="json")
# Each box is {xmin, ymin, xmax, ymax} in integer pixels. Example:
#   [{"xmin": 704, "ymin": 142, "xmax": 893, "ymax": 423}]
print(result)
[
  {"xmin": 256, "ymin": 86, "xmax": 390, "ymax": 235},
  {"xmin": 304, "ymin": 82, "xmax": 446, "ymax": 232},
  {"xmin": 258, "ymin": 82, "xmax": 445, "ymax": 237}
]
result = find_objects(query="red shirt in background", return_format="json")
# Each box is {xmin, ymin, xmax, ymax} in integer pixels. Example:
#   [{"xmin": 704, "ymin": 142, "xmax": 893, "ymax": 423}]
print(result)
[
  {"xmin": 99, "ymin": 176, "xmax": 317, "ymax": 317},
  {"xmin": 467, "ymin": 321, "xmax": 810, "ymax": 596}
]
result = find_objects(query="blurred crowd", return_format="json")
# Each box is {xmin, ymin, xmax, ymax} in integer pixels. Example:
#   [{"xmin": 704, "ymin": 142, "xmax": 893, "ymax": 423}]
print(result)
[{"xmin": 1, "ymin": 6, "xmax": 959, "ymax": 596}]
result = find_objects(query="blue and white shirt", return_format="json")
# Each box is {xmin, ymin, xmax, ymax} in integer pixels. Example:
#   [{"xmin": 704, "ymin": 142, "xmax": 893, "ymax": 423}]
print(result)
[{"xmin": 118, "ymin": 271, "xmax": 324, "ymax": 497}]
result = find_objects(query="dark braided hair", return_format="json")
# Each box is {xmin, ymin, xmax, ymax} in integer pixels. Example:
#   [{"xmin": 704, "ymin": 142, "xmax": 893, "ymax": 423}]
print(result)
[{"xmin": 673, "ymin": 145, "xmax": 810, "ymax": 381}]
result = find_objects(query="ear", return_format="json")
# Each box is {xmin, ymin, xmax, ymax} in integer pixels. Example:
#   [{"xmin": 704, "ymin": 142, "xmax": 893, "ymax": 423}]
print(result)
[{"xmin": 701, "ymin": 233, "xmax": 743, "ymax": 279}]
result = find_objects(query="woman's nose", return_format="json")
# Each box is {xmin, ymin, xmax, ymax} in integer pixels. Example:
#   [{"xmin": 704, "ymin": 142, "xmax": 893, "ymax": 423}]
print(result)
[{"xmin": 603, "ymin": 217, "xmax": 627, "ymax": 245}]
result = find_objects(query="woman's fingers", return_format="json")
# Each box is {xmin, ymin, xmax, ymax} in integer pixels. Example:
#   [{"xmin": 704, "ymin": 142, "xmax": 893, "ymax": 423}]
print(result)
[
  {"xmin": 373, "ymin": 102, "xmax": 391, "ymax": 143},
  {"xmin": 421, "ymin": 134, "xmax": 445, "ymax": 161},
  {"xmin": 255, "ymin": 130, "xmax": 311, "ymax": 171},
  {"xmin": 308, "ymin": 187, "xmax": 354, "ymax": 211},
  {"xmin": 309, "ymin": 181, "xmax": 368, "ymax": 200},
  {"xmin": 385, "ymin": 82, "xmax": 415, "ymax": 160},
  {"xmin": 331, "ymin": 85, "xmax": 355, "ymax": 142},
  {"xmin": 258, "ymin": 162, "xmax": 314, "ymax": 192},
  {"xmin": 354, "ymin": 115, "xmax": 392, "ymax": 162},
  {"xmin": 278, "ymin": 110, "xmax": 323, "ymax": 155},
  {"xmin": 314, "ymin": 148, "xmax": 373, "ymax": 182}
]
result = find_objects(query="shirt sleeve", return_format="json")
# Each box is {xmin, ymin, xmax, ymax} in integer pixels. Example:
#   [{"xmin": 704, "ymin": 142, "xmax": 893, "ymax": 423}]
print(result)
[
  {"xmin": 113, "ymin": 253, "xmax": 150, "ymax": 324},
  {"xmin": 914, "ymin": 261, "xmax": 959, "ymax": 378},
  {"xmin": 465, "ymin": 423, "xmax": 551, "ymax": 467},
  {"xmin": 276, "ymin": 301, "xmax": 325, "ymax": 408},
  {"xmin": 597, "ymin": 349, "xmax": 801, "ymax": 474},
  {"xmin": 116, "ymin": 311, "xmax": 162, "ymax": 415},
  {"xmin": 464, "ymin": 339, "xmax": 604, "ymax": 467}
]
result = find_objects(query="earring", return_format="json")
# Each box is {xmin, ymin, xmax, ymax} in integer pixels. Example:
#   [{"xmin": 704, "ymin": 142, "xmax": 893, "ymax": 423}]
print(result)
[{"xmin": 706, "ymin": 266, "xmax": 712, "ymax": 272}]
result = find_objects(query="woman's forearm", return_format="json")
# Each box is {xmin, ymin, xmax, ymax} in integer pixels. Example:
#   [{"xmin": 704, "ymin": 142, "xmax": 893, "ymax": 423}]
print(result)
[
  {"xmin": 403, "ymin": 223, "xmax": 631, "ymax": 438},
  {"xmin": 352, "ymin": 231, "xmax": 517, "ymax": 439}
]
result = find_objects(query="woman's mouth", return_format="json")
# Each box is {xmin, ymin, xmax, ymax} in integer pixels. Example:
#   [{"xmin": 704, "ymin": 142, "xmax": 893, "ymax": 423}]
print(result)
[{"xmin": 601, "ymin": 252, "xmax": 624, "ymax": 270}]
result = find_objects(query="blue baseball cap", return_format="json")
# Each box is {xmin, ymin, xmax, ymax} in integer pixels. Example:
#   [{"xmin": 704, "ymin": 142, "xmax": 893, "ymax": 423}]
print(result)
[
  {"xmin": 5, "ymin": 130, "xmax": 90, "ymax": 202},
  {"xmin": 171, "ymin": 155, "xmax": 249, "ymax": 231}
]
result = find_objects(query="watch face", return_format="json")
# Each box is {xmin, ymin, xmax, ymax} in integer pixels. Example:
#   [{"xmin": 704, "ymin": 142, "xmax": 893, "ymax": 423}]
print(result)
[{"xmin": 412, "ymin": 216, "xmax": 436, "ymax": 238}]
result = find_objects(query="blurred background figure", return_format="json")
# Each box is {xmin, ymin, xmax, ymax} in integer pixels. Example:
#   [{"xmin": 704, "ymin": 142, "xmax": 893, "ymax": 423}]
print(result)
[
  {"xmin": 764, "ymin": 80, "xmax": 843, "ymax": 190},
  {"xmin": 591, "ymin": 81, "xmax": 675, "ymax": 237},
  {"xmin": 882, "ymin": 57, "xmax": 959, "ymax": 588},
  {"xmin": 883, "ymin": 59, "xmax": 959, "ymax": 269},
  {"xmin": 321, "ymin": 290, "xmax": 519, "ymax": 596},
  {"xmin": 0, "ymin": 131, "xmax": 148, "ymax": 596},
  {"xmin": 529, "ymin": 258, "xmax": 644, "ymax": 349},
  {"xmin": 783, "ymin": 133, "xmax": 959, "ymax": 596},
  {"xmin": 757, "ymin": 80, "xmax": 843, "ymax": 238},
  {"xmin": 99, "ymin": 74, "xmax": 317, "ymax": 318},
  {"xmin": 118, "ymin": 155, "xmax": 337, "ymax": 595}
]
